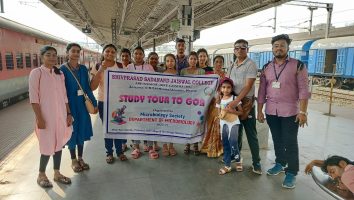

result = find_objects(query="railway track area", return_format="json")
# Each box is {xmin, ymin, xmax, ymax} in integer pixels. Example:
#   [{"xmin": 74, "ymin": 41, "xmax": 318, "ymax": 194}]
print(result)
[{"xmin": 311, "ymin": 86, "xmax": 354, "ymax": 108}]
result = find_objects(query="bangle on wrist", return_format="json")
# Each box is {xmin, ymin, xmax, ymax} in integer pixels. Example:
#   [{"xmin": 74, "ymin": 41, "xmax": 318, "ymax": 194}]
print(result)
[{"xmin": 299, "ymin": 111, "xmax": 307, "ymax": 116}]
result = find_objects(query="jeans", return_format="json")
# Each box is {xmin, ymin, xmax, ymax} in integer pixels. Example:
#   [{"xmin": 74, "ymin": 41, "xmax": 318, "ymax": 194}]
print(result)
[
  {"xmin": 266, "ymin": 114, "xmax": 299, "ymax": 175},
  {"xmin": 222, "ymin": 123, "xmax": 240, "ymax": 167},
  {"xmin": 238, "ymin": 106, "xmax": 261, "ymax": 165},
  {"xmin": 98, "ymin": 101, "xmax": 123, "ymax": 156}
]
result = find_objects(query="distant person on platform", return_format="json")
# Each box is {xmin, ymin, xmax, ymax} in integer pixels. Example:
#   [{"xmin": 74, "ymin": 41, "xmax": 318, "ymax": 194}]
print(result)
[
  {"xmin": 226, "ymin": 39, "xmax": 262, "ymax": 175},
  {"xmin": 257, "ymin": 34, "xmax": 310, "ymax": 189},
  {"xmin": 175, "ymin": 38, "xmax": 188, "ymax": 74},
  {"xmin": 29, "ymin": 45, "xmax": 72, "ymax": 188}
]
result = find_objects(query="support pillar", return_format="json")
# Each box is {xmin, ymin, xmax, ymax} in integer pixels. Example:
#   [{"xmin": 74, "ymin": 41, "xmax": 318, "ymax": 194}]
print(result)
[
  {"xmin": 177, "ymin": 0, "xmax": 194, "ymax": 54},
  {"xmin": 325, "ymin": 3, "xmax": 333, "ymax": 38}
]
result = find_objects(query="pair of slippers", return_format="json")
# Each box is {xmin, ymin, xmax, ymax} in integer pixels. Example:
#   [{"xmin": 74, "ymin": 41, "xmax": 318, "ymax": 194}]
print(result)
[{"xmin": 131, "ymin": 148, "xmax": 159, "ymax": 159}]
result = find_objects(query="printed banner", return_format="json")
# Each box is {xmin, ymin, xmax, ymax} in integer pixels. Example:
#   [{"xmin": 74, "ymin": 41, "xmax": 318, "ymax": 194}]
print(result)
[{"xmin": 104, "ymin": 71, "xmax": 219, "ymax": 144}]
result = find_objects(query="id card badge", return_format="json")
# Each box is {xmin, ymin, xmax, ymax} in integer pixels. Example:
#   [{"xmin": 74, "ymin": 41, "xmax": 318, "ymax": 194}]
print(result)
[
  {"xmin": 272, "ymin": 81, "xmax": 281, "ymax": 89},
  {"xmin": 77, "ymin": 89, "xmax": 84, "ymax": 96}
]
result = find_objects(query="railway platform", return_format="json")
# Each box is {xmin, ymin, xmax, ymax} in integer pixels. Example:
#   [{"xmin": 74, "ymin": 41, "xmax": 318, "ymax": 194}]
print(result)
[{"xmin": 0, "ymin": 99, "xmax": 353, "ymax": 200}]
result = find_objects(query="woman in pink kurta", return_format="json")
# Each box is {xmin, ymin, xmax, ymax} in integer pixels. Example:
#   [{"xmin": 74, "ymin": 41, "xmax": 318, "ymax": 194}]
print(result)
[{"xmin": 29, "ymin": 46, "xmax": 72, "ymax": 188}]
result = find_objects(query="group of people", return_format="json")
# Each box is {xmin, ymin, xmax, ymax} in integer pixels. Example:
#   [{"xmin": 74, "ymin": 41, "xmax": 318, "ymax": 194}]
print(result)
[{"xmin": 28, "ymin": 34, "xmax": 353, "ymax": 194}]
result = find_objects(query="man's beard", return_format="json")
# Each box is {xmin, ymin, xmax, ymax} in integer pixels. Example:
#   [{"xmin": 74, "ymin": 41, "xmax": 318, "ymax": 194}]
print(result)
[{"xmin": 274, "ymin": 53, "xmax": 287, "ymax": 59}]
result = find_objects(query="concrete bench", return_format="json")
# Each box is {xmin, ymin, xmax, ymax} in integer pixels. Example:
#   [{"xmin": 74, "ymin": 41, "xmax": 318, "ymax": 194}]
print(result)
[{"xmin": 311, "ymin": 166, "xmax": 354, "ymax": 200}]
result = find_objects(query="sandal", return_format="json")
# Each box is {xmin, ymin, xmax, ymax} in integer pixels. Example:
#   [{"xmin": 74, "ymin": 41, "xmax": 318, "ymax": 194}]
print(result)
[
  {"xmin": 149, "ymin": 148, "xmax": 159, "ymax": 159},
  {"xmin": 131, "ymin": 149, "xmax": 142, "ymax": 159},
  {"xmin": 184, "ymin": 144, "xmax": 190, "ymax": 155},
  {"xmin": 162, "ymin": 144, "xmax": 169, "ymax": 156},
  {"xmin": 169, "ymin": 146, "xmax": 177, "ymax": 156},
  {"xmin": 78, "ymin": 158, "xmax": 90, "ymax": 170},
  {"xmin": 219, "ymin": 166, "xmax": 232, "ymax": 175},
  {"xmin": 118, "ymin": 153, "xmax": 128, "ymax": 161},
  {"xmin": 71, "ymin": 159, "xmax": 83, "ymax": 172},
  {"xmin": 37, "ymin": 175, "xmax": 53, "ymax": 188},
  {"xmin": 106, "ymin": 155, "xmax": 115, "ymax": 164},
  {"xmin": 53, "ymin": 174, "xmax": 71, "ymax": 185},
  {"xmin": 235, "ymin": 157, "xmax": 243, "ymax": 172}
]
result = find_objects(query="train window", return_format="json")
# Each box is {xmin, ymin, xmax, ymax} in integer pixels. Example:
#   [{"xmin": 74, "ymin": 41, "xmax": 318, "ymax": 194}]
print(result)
[
  {"xmin": 0, "ymin": 53, "xmax": 2, "ymax": 71},
  {"xmin": 33, "ymin": 54, "xmax": 38, "ymax": 67},
  {"xmin": 5, "ymin": 52, "xmax": 14, "ymax": 69},
  {"xmin": 16, "ymin": 53, "xmax": 24, "ymax": 68},
  {"xmin": 25, "ymin": 53, "xmax": 31, "ymax": 68}
]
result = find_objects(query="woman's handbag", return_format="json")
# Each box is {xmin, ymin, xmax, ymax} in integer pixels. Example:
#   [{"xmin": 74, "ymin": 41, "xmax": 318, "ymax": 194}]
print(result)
[
  {"xmin": 65, "ymin": 64, "xmax": 96, "ymax": 114},
  {"xmin": 218, "ymin": 109, "xmax": 238, "ymax": 122}
]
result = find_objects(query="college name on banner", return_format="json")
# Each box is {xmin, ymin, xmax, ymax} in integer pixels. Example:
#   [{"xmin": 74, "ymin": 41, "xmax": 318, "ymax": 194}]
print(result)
[{"xmin": 103, "ymin": 70, "xmax": 219, "ymax": 144}]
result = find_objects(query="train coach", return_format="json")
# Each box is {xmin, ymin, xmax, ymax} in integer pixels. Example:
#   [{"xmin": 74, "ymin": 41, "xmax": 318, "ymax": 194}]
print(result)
[
  {"xmin": 248, "ymin": 39, "xmax": 315, "ymax": 70},
  {"xmin": 308, "ymin": 36, "xmax": 354, "ymax": 89},
  {"xmin": 0, "ymin": 17, "xmax": 100, "ymax": 109}
]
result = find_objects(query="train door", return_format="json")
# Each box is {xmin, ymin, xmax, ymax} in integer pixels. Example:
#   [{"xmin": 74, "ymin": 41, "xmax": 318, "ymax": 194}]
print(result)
[
  {"xmin": 324, "ymin": 49, "xmax": 337, "ymax": 74},
  {"xmin": 307, "ymin": 50, "xmax": 316, "ymax": 74},
  {"xmin": 315, "ymin": 50, "xmax": 325, "ymax": 73},
  {"xmin": 336, "ymin": 48, "xmax": 347, "ymax": 75}
]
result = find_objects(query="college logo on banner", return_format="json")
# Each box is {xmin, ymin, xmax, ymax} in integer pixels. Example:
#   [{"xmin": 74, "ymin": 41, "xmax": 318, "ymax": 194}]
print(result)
[{"xmin": 103, "ymin": 71, "xmax": 219, "ymax": 144}]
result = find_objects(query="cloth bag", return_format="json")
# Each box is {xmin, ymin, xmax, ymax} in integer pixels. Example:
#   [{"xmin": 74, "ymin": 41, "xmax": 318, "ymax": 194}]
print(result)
[
  {"xmin": 218, "ymin": 109, "xmax": 238, "ymax": 122},
  {"xmin": 65, "ymin": 64, "xmax": 96, "ymax": 114}
]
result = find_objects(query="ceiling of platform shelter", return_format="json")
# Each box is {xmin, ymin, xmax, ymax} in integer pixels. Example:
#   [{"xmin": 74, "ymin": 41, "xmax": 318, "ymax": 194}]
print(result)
[{"xmin": 40, "ymin": 0, "xmax": 290, "ymax": 49}]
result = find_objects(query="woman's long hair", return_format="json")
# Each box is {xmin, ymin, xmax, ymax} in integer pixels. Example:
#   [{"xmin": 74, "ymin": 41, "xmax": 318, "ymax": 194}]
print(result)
[{"xmin": 321, "ymin": 155, "xmax": 354, "ymax": 173}]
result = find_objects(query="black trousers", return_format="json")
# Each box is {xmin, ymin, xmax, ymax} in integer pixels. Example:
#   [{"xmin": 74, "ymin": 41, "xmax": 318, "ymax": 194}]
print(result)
[
  {"xmin": 266, "ymin": 114, "xmax": 299, "ymax": 175},
  {"xmin": 238, "ymin": 106, "xmax": 261, "ymax": 165}
]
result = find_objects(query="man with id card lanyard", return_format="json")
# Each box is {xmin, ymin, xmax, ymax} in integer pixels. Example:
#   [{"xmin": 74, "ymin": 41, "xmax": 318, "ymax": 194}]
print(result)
[{"xmin": 257, "ymin": 34, "xmax": 311, "ymax": 189}]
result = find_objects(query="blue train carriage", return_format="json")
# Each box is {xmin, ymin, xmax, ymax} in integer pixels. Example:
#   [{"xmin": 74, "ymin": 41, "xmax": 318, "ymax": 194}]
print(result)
[
  {"xmin": 248, "ymin": 44, "xmax": 272, "ymax": 71},
  {"xmin": 308, "ymin": 36, "xmax": 354, "ymax": 89},
  {"xmin": 248, "ymin": 39, "xmax": 315, "ymax": 71}
]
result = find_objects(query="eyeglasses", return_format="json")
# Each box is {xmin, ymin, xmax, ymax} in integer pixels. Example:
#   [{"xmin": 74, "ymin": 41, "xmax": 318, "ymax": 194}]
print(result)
[{"xmin": 234, "ymin": 46, "xmax": 247, "ymax": 51}]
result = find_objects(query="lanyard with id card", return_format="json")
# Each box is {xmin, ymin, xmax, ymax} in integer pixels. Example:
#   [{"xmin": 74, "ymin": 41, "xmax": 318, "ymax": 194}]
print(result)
[{"xmin": 272, "ymin": 61, "xmax": 288, "ymax": 89}]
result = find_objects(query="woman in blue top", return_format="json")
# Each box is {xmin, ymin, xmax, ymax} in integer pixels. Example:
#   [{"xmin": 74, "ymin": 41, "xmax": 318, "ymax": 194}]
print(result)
[{"xmin": 60, "ymin": 43, "xmax": 98, "ymax": 172}]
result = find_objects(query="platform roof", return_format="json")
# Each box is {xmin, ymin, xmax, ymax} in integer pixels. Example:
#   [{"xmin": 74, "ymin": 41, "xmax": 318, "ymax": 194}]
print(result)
[{"xmin": 40, "ymin": 0, "xmax": 290, "ymax": 49}]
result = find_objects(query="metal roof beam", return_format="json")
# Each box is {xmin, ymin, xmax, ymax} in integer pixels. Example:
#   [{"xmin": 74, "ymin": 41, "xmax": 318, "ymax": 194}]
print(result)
[{"xmin": 118, "ymin": 0, "xmax": 129, "ymax": 34}]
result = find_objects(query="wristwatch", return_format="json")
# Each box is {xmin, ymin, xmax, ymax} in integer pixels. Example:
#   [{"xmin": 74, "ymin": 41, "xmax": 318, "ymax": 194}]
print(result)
[{"xmin": 299, "ymin": 111, "xmax": 307, "ymax": 116}]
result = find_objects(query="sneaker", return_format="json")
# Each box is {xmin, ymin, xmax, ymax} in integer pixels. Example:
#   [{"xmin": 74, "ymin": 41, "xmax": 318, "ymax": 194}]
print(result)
[
  {"xmin": 282, "ymin": 172, "xmax": 296, "ymax": 189},
  {"xmin": 252, "ymin": 163, "xmax": 262, "ymax": 175},
  {"xmin": 267, "ymin": 163, "xmax": 285, "ymax": 175}
]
